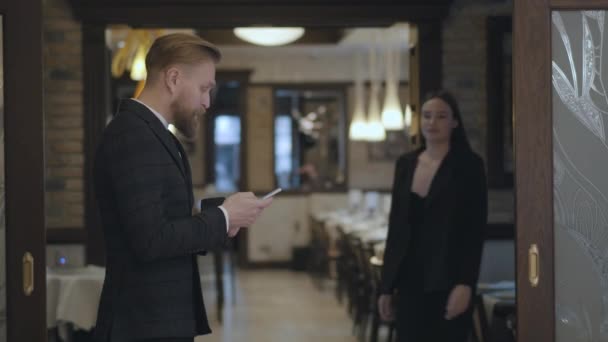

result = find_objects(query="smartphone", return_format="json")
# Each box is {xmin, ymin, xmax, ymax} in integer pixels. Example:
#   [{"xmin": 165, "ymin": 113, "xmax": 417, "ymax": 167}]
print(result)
[{"xmin": 261, "ymin": 188, "xmax": 282, "ymax": 200}]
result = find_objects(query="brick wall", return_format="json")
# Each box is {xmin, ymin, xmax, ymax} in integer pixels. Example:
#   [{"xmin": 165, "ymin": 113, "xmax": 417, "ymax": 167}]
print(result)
[
  {"xmin": 43, "ymin": 0, "xmax": 85, "ymax": 228},
  {"xmin": 246, "ymin": 86, "xmax": 275, "ymax": 191},
  {"xmin": 442, "ymin": 0, "xmax": 512, "ymax": 157},
  {"xmin": 442, "ymin": 0, "xmax": 514, "ymax": 223}
]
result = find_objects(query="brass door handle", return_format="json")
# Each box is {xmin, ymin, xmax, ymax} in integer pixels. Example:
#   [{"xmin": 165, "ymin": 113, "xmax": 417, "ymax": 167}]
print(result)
[
  {"xmin": 529, "ymin": 244, "xmax": 539, "ymax": 287},
  {"xmin": 23, "ymin": 252, "xmax": 34, "ymax": 296}
]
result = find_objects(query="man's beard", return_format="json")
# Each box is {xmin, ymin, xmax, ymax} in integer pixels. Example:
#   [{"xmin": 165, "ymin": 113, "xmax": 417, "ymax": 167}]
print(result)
[{"xmin": 171, "ymin": 100, "xmax": 204, "ymax": 139}]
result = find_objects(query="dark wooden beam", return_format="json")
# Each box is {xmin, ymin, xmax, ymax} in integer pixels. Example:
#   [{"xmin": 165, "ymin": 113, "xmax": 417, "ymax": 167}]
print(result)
[
  {"xmin": 73, "ymin": 0, "xmax": 453, "ymax": 5},
  {"xmin": 416, "ymin": 21, "xmax": 443, "ymax": 106},
  {"xmin": 69, "ymin": 2, "xmax": 453, "ymax": 27},
  {"xmin": 551, "ymin": 0, "xmax": 608, "ymax": 8},
  {"xmin": 47, "ymin": 228, "xmax": 88, "ymax": 244}
]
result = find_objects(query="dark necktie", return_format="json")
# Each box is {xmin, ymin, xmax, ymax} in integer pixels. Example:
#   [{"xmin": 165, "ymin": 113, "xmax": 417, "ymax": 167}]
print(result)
[
  {"xmin": 168, "ymin": 131, "xmax": 194, "ymax": 207},
  {"xmin": 168, "ymin": 131, "xmax": 187, "ymax": 170}
]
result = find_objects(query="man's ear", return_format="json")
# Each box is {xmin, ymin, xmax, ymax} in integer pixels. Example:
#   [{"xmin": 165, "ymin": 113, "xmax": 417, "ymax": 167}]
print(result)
[{"xmin": 164, "ymin": 67, "xmax": 180, "ymax": 94}]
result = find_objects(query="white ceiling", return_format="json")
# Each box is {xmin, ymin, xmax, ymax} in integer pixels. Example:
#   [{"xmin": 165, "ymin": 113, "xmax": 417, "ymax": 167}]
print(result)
[{"xmin": 105, "ymin": 23, "xmax": 411, "ymax": 53}]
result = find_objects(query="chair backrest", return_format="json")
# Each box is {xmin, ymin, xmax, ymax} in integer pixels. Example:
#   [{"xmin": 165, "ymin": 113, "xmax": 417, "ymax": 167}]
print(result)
[
  {"xmin": 478, "ymin": 239, "xmax": 515, "ymax": 283},
  {"xmin": 381, "ymin": 194, "xmax": 392, "ymax": 216},
  {"xmin": 348, "ymin": 189, "xmax": 363, "ymax": 210},
  {"xmin": 364, "ymin": 191, "xmax": 380, "ymax": 212}
]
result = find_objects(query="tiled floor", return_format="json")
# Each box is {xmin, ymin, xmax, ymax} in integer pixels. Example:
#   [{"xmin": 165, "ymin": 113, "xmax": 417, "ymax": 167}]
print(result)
[{"xmin": 196, "ymin": 257, "xmax": 358, "ymax": 342}]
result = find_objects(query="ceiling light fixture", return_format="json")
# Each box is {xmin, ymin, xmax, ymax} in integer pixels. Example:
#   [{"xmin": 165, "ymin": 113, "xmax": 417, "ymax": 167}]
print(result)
[{"xmin": 233, "ymin": 27, "xmax": 305, "ymax": 46}]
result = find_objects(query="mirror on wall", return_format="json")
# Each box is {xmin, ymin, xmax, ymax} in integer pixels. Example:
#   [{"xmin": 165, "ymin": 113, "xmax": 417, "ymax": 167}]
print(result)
[{"xmin": 273, "ymin": 87, "xmax": 346, "ymax": 192}]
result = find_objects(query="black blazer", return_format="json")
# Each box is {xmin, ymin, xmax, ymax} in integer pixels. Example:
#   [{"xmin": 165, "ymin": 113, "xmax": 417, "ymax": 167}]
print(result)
[
  {"xmin": 380, "ymin": 147, "xmax": 488, "ymax": 294},
  {"xmin": 92, "ymin": 99, "xmax": 228, "ymax": 342}
]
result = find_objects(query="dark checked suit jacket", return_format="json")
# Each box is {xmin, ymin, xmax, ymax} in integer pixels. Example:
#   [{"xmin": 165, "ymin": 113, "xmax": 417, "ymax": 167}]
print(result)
[{"xmin": 92, "ymin": 99, "xmax": 228, "ymax": 342}]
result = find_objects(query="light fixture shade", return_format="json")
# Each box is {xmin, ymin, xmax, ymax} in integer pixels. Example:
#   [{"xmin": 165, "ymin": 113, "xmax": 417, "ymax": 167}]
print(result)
[
  {"xmin": 366, "ymin": 45, "xmax": 386, "ymax": 142},
  {"xmin": 233, "ymin": 27, "xmax": 305, "ymax": 46},
  {"xmin": 349, "ymin": 53, "xmax": 368, "ymax": 141},
  {"xmin": 366, "ymin": 121, "xmax": 386, "ymax": 141},
  {"xmin": 381, "ymin": 90, "xmax": 404, "ymax": 130},
  {"xmin": 381, "ymin": 48, "xmax": 404, "ymax": 130},
  {"xmin": 349, "ymin": 95, "xmax": 369, "ymax": 141},
  {"xmin": 349, "ymin": 117, "xmax": 369, "ymax": 141},
  {"xmin": 367, "ymin": 85, "xmax": 386, "ymax": 141},
  {"xmin": 130, "ymin": 45, "xmax": 147, "ymax": 81},
  {"xmin": 404, "ymin": 104, "xmax": 413, "ymax": 128}
]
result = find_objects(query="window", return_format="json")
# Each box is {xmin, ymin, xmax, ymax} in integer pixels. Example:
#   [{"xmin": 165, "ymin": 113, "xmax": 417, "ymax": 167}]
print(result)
[
  {"xmin": 214, "ymin": 115, "xmax": 241, "ymax": 192},
  {"xmin": 205, "ymin": 74, "xmax": 247, "ymax": 193},
  {"xmin": 274, "ymin": 87, "xmax": 347, "ymax": 191},
  {"xmin": 275, "ymin": 114, "xmax": 297, "ymax": 189}
]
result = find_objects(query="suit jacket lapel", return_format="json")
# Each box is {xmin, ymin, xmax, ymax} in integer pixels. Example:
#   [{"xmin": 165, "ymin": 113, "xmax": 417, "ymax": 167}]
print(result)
[
  {"xmin": 425, "ymin": 149, "xmax": 455, "ymax": 208},
  {"xmin": 385, "ymin": 152, "xmax": 419, "ymax": 267},
  {"xmin": 396, "ymin": 151, "xmax": 419, "ymax": 217},
  {"xmin": 170, "ymin": 134, "xmax": 195, "ymax": 207},
  {"xmin": 122, "ymin": 99, "xmax": 188, "ymax": 180},
  {"xmin": 148, "ymin": 126, "xmax": 189, "ymax": 182}
]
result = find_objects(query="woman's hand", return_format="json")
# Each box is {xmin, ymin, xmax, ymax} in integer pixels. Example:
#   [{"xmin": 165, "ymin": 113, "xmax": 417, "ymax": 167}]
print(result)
[
  {"xmin": 378, "ymin": 294, "xmax": 395, "ymax": 322},
  {"xmin": 445, "ymin": 284, "xmax": 472, "ymax": 320}
]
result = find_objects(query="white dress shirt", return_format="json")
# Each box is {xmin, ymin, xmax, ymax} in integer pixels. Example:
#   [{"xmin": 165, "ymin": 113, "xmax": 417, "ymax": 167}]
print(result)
[{"xmin": 131, "ymin": 98, "xmax": 230, "ymax": 232}]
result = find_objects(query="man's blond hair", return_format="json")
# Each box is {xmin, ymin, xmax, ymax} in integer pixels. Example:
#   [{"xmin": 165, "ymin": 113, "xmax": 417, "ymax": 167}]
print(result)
[{"xmin": 145, "ymin": 33, "xmax": 221, "ymax": 82}]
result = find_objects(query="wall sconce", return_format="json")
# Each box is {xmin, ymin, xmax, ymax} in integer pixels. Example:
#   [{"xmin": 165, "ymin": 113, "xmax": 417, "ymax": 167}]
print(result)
[
  {"xmin": 129, "ymin": 45, "xmax": 147, "ymax": 81},
  {"xmin": 111, "ymin": 29, "xmax": 163, "ymax": 81}
]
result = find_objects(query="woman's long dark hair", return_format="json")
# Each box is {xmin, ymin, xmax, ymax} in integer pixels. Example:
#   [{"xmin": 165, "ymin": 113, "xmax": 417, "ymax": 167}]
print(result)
[{"xmin": 420, "ymin": 90, "xmax": 472, "ymax": 152}]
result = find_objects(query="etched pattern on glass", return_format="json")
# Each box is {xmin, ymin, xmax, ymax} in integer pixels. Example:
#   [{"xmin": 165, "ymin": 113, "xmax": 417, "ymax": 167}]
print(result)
[{"xmin": 553, "ymin": 11, "xmax": 608, "ymax": 341}]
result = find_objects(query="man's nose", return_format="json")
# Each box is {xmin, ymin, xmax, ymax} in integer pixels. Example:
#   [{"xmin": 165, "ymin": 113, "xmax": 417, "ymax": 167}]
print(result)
[{"xmin": 202, "ymin": 95, "xmax": 210, "ymax": 110}]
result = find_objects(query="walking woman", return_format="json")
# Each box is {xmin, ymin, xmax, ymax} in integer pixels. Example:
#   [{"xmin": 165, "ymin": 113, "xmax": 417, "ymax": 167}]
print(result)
[{"xmin": 378, "ymin": 90, "xmax": 488, "ymax": 341}]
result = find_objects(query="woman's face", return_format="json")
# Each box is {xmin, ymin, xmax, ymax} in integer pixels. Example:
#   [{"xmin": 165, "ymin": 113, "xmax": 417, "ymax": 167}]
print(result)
[{"xmin": 420, "ymin": 97, "xmax": 459, "ymax": 145}]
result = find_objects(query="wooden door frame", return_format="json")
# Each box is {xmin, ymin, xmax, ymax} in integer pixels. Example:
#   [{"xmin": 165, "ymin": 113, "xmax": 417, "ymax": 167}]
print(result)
[
  {"xmin": 514, "ymin": 2, "xmax": 553, "ymax": 341},
  {"xmin": 515, "ymin": 1, "xmax": 608, "ymax": 341},
  {"xmin": 83, "ymin": 23, "xmax": 111, "ymax": 266},
  {"xmin": 0, "ymin": 0, "xmax": 46, "ymax": 340}
]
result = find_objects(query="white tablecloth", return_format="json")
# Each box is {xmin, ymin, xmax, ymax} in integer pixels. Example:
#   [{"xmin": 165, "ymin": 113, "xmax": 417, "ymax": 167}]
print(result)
[
  {"xmin": 478, "ymin": 281, "xmax": 516, "ymax": 324},
  {"xmin": 46, "ymin": 265, "xmax": 105, "ymax": 339},
  {"xmin": 46, "ymin": 264, "xmax": 216, "ymax": 340}
]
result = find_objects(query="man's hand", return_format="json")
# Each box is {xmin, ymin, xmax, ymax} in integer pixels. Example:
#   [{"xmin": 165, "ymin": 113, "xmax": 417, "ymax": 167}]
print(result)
[
  {"xmin": 222, "ymin": 192, "xmax": 273, "ymax": 235},
  {"xmin": 228, "ymin": 226, "xmax": 241, "ymax": 238}
]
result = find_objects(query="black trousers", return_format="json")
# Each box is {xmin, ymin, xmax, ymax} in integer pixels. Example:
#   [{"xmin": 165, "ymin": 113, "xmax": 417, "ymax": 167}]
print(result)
[{"xmin": 395, "ymin": 289, "xmax": 472, "ymax": 342}]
